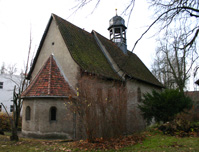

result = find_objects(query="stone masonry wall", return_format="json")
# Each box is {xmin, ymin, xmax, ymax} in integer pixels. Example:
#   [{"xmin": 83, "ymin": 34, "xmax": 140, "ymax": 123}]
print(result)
[{"xmin": 22, "ymin": 98, "xmax": 75, "ymax": 139}]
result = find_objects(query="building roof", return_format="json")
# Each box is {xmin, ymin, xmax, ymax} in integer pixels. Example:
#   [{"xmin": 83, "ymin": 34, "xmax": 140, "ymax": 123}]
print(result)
[
  {"xmin": 22, "ymin": 55, "xmax": 75, "ymax": 98},
  {"xmin": 95, "ymin": 32, "xmax": 163, "ymax": 87},
  {"xmin": 27, "ymin": 14, "xmax": 163, "ymax": 88},
  {"xmin": 108, "ymin": 15, "xmax": 127, "ymax": 30},
  {"xmin": 53, "ymin": 14, "xmax": 121, "ymax": 80},
  {"xmin": 195, "ymin": 79, "xmax": 199, "ymax": 85}
]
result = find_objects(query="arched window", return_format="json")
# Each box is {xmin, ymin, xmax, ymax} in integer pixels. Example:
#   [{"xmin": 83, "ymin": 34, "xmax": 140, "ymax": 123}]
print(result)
[
  {"xmin": 50, "ymin": 107, "xmax": 57, "ymax": 121},
  {"xmin": 25, "ymin": 106, "xmax": 31, "ymax": 120}
]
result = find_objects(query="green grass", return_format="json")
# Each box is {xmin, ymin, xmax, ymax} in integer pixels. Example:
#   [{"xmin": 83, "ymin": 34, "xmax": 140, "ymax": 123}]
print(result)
[
  {"xmin": 0, "ymin": 136, "xmax": 73, "ymax": 152},
  {"xmin": 120, "ymin": 132, "xmax": 199, "ymax": 152},
  {"xmin": 0, "ymin": 130, "xmax": 198, "ymax": 152}
]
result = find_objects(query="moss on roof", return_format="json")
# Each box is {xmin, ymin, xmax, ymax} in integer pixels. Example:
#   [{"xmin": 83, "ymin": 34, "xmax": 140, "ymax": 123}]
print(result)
[
  {"xmin": 53, "ymin": 14, "xmax": 121, "ymax": 80},
  {"xmin": 95, "ymin": 32, "xmax": 163, "ymax": 87},
  {"xmin": 28, "ymin": 14, "xmax": 162, "ymax": 87}
]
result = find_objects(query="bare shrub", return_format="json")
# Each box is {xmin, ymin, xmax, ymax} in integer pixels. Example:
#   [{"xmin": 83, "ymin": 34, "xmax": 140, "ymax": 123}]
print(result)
[{"xmin": 67, "ymin": 74, "xmax": 127, "ymax": 142}]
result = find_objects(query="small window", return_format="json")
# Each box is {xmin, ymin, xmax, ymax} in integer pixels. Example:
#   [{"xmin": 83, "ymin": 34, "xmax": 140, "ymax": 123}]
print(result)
[
  {"xmin": 0, "ymin": 82, "xmax": 3, "ymax": 89},
  {"xmin": 0, "ymin": 105, "xmax": 2, "ymax": 112},
  {"xmin": 25, "ymin": 106, "xmax": 31, "ymax": 120},
  {"xmin": 10, "ymin": 105, "xmax": 13, "ymax": 112},
  {"xmin": 50, "ymin": 107, "xmax": 57, "ymax": 121},
  {"xmin": 137, "ymin": 87, "xmax": 141, "ymax": 103}
]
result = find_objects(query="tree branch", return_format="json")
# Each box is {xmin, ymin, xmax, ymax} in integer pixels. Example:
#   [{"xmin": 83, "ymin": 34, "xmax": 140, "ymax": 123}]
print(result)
[
  {"xmin": 132, "ymin": 7, "xmax": 182, "ymax": 52},
  {"xmin": 185, "ymin": 28, "xmax": 199, "ymax": 49}
]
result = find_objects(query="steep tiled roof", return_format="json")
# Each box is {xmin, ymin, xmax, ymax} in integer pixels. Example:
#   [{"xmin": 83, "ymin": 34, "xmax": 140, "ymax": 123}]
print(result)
[
  {"xmin": 53, "ymin": 14, "xmax": 162, "ymax": 87},
  {"xmin": 27, "ymin": 14, "xmax": 163, "ymax": 88},
  {"xmin": 22, "ymin": 55, "xmax": 75, "ymax": 98},
  {"xmin": 53, "ymin": 14, "xmax": 121, "ymax": 80},
  {"xmin": 95, "ymin": 32, "xmax": 163, "ymax": 87}
]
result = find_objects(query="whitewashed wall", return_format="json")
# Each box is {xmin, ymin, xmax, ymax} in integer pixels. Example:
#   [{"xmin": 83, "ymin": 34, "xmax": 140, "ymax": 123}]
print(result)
[{"xmin": 0, "ymin": 74, "xmax": 21, "ymax": 113}]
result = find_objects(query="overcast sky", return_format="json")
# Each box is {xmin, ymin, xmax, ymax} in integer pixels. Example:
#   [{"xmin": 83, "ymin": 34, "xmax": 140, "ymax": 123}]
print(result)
[
  {"xmin": 1, "ymin": 0, "xmax": 198, "ymax": 91},
  {"xmin": 0, "ymin": 0, "xmax": 157, "ymax": 72}
]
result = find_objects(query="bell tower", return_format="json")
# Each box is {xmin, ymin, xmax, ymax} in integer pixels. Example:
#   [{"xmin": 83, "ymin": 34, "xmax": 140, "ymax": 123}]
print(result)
[{"xmin": 108, "ymin": 9, "xmax": 127, "ymax": 54}]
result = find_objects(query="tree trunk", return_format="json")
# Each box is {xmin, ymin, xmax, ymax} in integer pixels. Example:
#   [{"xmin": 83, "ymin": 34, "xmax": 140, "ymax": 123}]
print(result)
[
  {"xmin": 10, "ymin": 99, "xmax": 19, "ymax": 141},
  {"xmin": 10, "ymin": 127, "xmax": 18, "ymax": 141}
]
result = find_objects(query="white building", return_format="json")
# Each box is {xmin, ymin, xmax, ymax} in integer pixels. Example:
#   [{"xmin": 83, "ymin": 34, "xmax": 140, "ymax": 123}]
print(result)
[{"xmin": 0, "ymin": 74, "xmax": 21, "ymax": 113}]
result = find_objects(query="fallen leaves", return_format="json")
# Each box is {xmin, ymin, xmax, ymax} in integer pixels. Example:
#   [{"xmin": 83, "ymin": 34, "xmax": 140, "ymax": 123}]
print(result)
[
  {"xmin": 169, "ymin": 142, "xmax": 184, "ymax": 148},
  {"xmin": 70, "ymin": 134, "xmax": 145, "ymax": 151}
]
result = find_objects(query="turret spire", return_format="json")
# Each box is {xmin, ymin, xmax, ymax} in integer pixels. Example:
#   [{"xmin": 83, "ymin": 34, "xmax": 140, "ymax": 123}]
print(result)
[{"xmin": 108, "ymin": 12, "xmax": 127, "ymax": 54}]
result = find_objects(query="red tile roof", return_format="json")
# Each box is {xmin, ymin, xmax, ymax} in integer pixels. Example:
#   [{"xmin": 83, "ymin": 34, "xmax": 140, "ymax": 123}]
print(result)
[{"xmin": 22, "ymin": 55, "xmax": 75, "ymax": 98}]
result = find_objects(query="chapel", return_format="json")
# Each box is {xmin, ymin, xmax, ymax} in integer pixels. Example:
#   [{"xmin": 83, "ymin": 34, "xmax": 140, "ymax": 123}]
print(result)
[{"xmin": 21, "ymin": 13, "xmax": 163, "ymax": 139}]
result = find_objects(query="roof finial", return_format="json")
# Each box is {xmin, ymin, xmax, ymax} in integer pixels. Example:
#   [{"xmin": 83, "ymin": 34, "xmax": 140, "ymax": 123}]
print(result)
[{"xmin": 115, "ymin": 8, "xmax": 118, "ymax": 16}]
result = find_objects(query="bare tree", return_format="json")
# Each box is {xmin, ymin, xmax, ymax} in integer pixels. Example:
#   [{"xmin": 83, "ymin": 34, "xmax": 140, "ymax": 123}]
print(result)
[
  {"xmin": 9, "ymin": 33, "xmax": 32, "ymax": 141},
  {"xmin": 67, "ymin": 75, "xmax": 127, "ymax": 142},
  {"xmin": 0, "ymin": 63, "xmax": 17, "ymax": 75},
  {"xmin": 0, "ymin": 33, "xmax": 32, "ymax": 141},
  {"xmin": 7, "ymin": 64, "xmax": 17, "ymax": 75},
  {"xmin": 147, "ymin": 0, "xmax": 199, "ymax": 48},
  {"xmin": 73, "ymin": 0, "xmax": 199, "ymax": 53},
  {"xmin": 73, "ymin": 0, "xmax": 135, "ymax": 23},
  {"xmin": 151, "ymin": 27, "xmax": 199, "ymax": 92},
  {"xmin": 0, "ymin": 73, "xmax": 27, "ymax": 141},
  {"xmin": 0, "ymin": 62, "xmax": 6, "ymax": 74},
  {"xmin": 129, "ymin": 0, "xmax": 199, "ymax": 51},
  {"xmin": 151, "ymin": 55, "xmax": 175, "ymax": 89}
]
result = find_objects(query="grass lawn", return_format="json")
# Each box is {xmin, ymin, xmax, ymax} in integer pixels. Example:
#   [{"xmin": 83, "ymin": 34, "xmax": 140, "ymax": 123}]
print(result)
[
  {"xmin": 0, "ymin": 130, "xmax": 198, "ymax": 152},
  {"xmin": 121, "ymin": 131, "xmax": 199, "ymax": 152}
]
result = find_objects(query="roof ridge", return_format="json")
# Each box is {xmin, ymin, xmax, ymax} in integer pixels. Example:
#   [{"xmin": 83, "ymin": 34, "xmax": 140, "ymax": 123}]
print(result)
[
  {"xmin": 92, "ymin": 30, "xmax": 125, "ymax": 80},
  {"xmin": 22, "ymin": 55, "xmax": 76, "ymax": 98},
  {"xmin": 48, "ymin": 55, "xmax": 52, "ymax": 95},
  {"xmin": 52, "ymin": 54, "xmax": 76, "ymax": 92},
  {"xmin": 27, "ymin": 14, "xmax": 162, "ymax": 88},
  {"xmin": 95, "ymin": 32, "xmax": 163, "ymax": 88},
  {"xmin": 53, "ymin": 14, "xmax": 121, "ymax": 80},
  {"xmin": 21, "ymin": 56, "xmax": 50, "ymax": 97}
]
